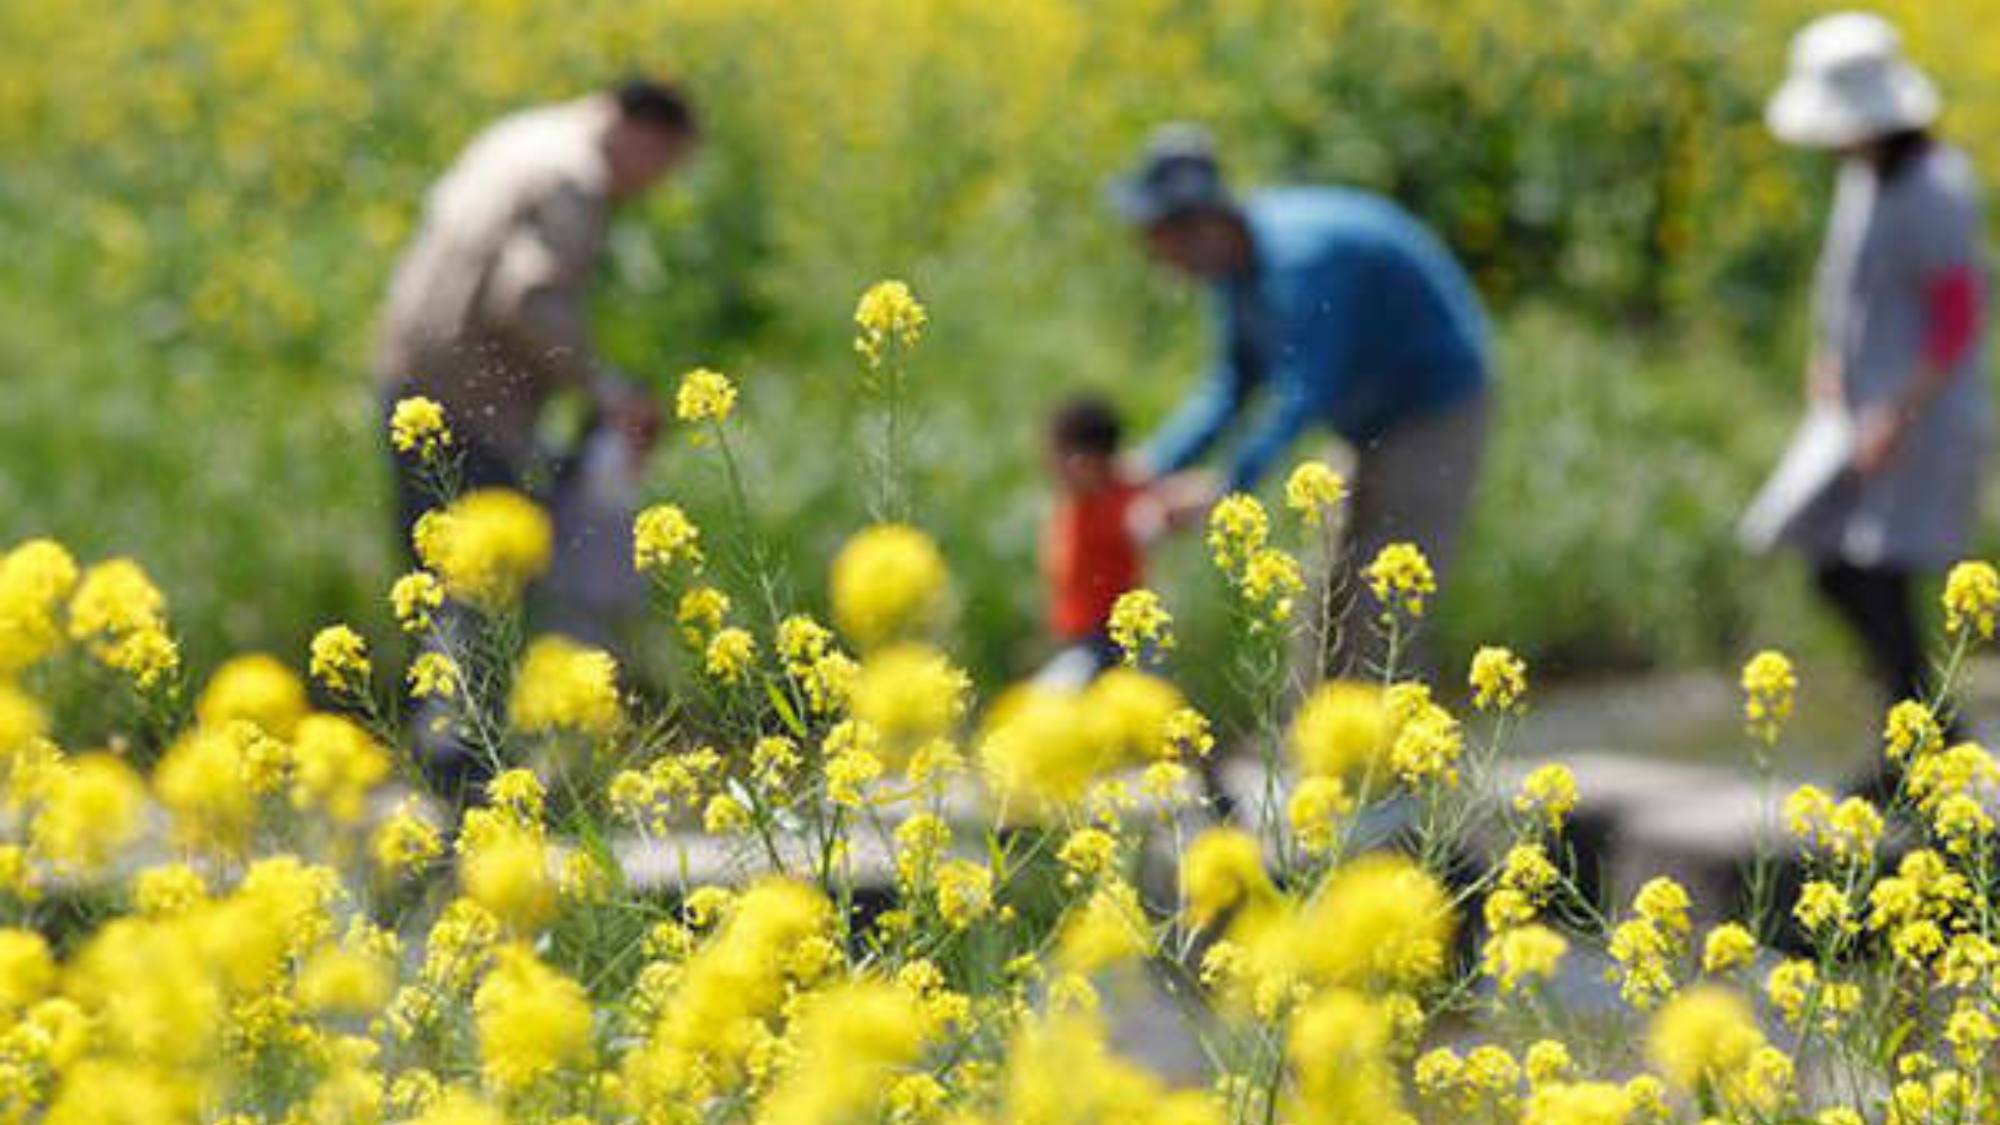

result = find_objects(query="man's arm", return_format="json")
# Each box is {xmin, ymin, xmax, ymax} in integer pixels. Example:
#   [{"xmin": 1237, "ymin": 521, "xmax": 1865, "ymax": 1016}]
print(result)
[
  {"xmin": 1138, "ymin": 298, "xmax": 1257, "ymax": 477},
  {"xmin": 1221, "ymin": 259, "xmax": 1354, "ymax": 491},
  {"xmin": 1223, "ymin": 379, "xmax": 1316, "ymax": 494}
]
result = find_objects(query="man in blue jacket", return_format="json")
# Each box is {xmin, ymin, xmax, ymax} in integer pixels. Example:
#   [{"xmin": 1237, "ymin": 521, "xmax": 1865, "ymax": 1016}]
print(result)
[{"xmin": 1110, "ymin": 124, "xmax": 1492, "ymax": 679}]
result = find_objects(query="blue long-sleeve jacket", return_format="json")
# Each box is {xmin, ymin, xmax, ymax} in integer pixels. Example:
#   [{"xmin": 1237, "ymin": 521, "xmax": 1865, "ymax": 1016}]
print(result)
[{"xmin": 1141, "ymin": 187, "xmax": 1490, "ymax": 492}]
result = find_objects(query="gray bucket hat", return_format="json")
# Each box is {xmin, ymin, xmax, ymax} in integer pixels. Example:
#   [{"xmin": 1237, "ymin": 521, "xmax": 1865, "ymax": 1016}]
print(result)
[{"xmin": 1106, "ymin": 123, "xmax": 1235, "ymax": 225}]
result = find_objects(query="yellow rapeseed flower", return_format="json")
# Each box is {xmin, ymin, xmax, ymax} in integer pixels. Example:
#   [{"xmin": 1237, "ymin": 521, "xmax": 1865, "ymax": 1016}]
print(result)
[
  {"xmin": 66, "ymin": 558, "xmax": 178, "ymax": 689},
  {"xmin": 1290, "ymin": 680, "xmax": 1389, "ymax": 779},
  {"xmin": 853, "ymin": 280, "xmax": 927, "ymax": 367},
  {"xmin": 297, "ymin": 945, "xmax": 394, "ymax": 1017},
  {"xmin": 1206, "ymin": 494, "xmax": 1269, "ymax": 575},
  {"xmin": 289, "ymin": 713, "xmax": 390, "ymax": 824},
  {"xmin": 1106, "ymin": 588, "xmax": 1173, "ymax": 664},
  {"xmin": 633, "ymin": 503, "xmax": 703, "ymax": 574},
  {"xmin": 152, "ymin": 724, "xmax": 258, "ymax": 851},
  {"xmin": 390, "ymin": 570, "xmax": 444, "ymax": 634},
  {"xmin": 473, "ymin": 944, "xmax": 592, "ymax": 1091},
  {"xmin": 1084, "ymin": 667, "xmax": 1183, "ymax": 761},
  {"xmin": 1740, "ymin": 649, "xmax": 1796, "ymax": 745},
  {"xmin": 1515, "ymin": 763, "xmax": 1579, "ymax": 830},
  {"xmin": 934, "ymin": 859, "xmax": 994, "ymax": 929},
  {"xmin": 66, "ymin": 558, "xmax": 165, "ymax": 645},
  {"xmin": 1054, "ymin": 881, "xmax": 1150, "ymax": 973},
  {"xmin": 1943, "ymin": 560, "xmax": 2000, "ymax": 639},
  {"xmin": 1647, "ymin": 985, "xmax": 1766, "ymax": 1097},
  {"xmin": 675, "ymin": 585, "xmax": 730, "ymax": 645},
  {"xmin": 1701, "ymin": 922, "xmax": 1758, "ymax": 974},
  {"xmin": 1482, "ymin": 923, "xmax": 1568, "ymax": 994},
  {"xmin": 0, "ymin": 929, "xmax": 55, "ymax": 1011},
  {"xmin": 977, "ymin": 687, "xmax": 1115, "ymax": 810},
  {"xmin": 0, "ymin": 538, "xmax": 78, "ymax": 676},
  {"xmin": 461, "ymin": 824, "xmax": 556, "ymax": 935},
  {"xmin": 415, "ymin": 489, "xmax": 552, "ymax": 612},
  {"xmin": 830, "ymin": 523, "xmax": 949, "ymax": 649},
  {"xmin": 702, "ymin": 626, "xmax": 757, "ymax": 685},
  {"xmin": 1794, "ymin": 880, "xmax": 1852, "ymax": 935},
  {"xmin": 0, "ymin": 684, "xmax": 41, "ymax": 761},
  {"xmin": 674, "ymin": 366, "xmax": 736, "ymax": 426},
  {"xmin": 389, "ymin": 395, "xmax": 452, "ymax": 460},
  {"xmin": 1364, "ymin": 542, "xmax": 1436, "ymax": 617},
  {"xmin": 373, "ymin": 799, "xmax": 443, "ymax": 879},
  {"xmin": 757, "ymin": 981, "xmax": 928, "ymax": 1124},
  {"xmin": 1180, "ymin": 828, "xmax": 1275, "ymax": 933},
  {"xmin": 1522, "ymin": 1081, "xmax": 1633, "ymax": 1125},
  {"xmin": 195, "ymin": 652, "xmax": 306, "ymax": 738},
  {"xmin": 407, "ymin": 651, "xmax": 460, "ymax": 701},
  {"xmin": 1634, "ymin": 876, "xmax": 1692, "ymax": 935},
  {"xmin": 1387, "ymin": 696, "xmax": 1463, "ymax": 788},
  {"xmin": 30, "ymin": 753, "xmax": 146, "ymax": 876},
  {"xmin": 849, "ymin": 642, "xmax": 970, "ymax": 745},
  {"xmin": 1240, "ymin": 546, "xmax": 1305, "ymax": 621},
  {"xmin": 1884, "ymin": 699, "xmax": 1943, "ymax": 763},
  {"xmin": 1524, "ymin": 1040, "xmax": 1573, "ymax": 1087},
  {"xmin": 1287, "ymin": 775, "xmax": 1351, "ymax": 855},
  {"xmin": 1284, "ymin": 459, "xmax": 1347, "ymax": 522},
  {"xmin": 308, "ymin": 624, "xmax": 370, "ymax": 695},
  {"xmin": 1296, "ymin": 854, "xmax": 1454, "ymax": 990},
  {"xmin": 1469, "ymin": 645, "xmax": 1528, "ymax": 712},
  {"xmin": 508, "ymin": 635, "xmax": 621, "ymax": 737}
]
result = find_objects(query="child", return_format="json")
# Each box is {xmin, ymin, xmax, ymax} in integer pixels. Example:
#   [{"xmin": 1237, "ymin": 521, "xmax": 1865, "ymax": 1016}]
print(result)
[{"xmin": 1037, "ymin": 395, "xmax": 1163, "ymax": 688}]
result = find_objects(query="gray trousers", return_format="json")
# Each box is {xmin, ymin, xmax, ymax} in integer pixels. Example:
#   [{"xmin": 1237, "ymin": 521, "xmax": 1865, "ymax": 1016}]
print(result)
[{"xmin": 1301, "ymin": 391, "xmax": 1490, "ymax": 685}]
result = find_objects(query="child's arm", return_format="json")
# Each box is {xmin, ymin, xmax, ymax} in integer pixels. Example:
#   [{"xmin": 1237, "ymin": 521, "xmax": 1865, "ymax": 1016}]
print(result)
[
  {"xmin": 1141, "ymin": 469, "xmax": 1223, "ymax": 537},
  {"xmin": 1125, "ymin": 488, "xmax": 1168, "ymax": 548}
]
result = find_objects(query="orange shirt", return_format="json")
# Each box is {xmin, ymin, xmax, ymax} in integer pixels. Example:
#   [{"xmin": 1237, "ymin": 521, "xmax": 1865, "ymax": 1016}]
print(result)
[{"xmin": 1043, "ymin": 481, "xmax": 1143, "ymax": 640}]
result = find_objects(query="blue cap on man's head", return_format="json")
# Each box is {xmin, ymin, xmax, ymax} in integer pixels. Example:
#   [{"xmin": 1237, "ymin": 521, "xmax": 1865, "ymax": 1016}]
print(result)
[{"xmin": 1106, "ymin": 123, "xmax": 1234, "ymax": 225}]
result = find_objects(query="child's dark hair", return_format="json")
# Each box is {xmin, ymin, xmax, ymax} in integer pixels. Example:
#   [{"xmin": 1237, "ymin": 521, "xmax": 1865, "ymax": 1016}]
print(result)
[{"xmin": 1049, "ymin": 394, "xmax": 1122, "ymax": 456}]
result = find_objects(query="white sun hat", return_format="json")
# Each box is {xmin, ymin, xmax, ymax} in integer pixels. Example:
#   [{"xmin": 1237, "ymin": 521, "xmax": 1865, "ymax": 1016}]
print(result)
[{"xmin": 1766, "ymin": 12, "xmax": 1941, "ymax": 148}]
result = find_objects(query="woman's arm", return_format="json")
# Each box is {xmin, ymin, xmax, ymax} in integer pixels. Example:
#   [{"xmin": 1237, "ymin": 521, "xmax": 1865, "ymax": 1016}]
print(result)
[{"xmin": 1854, "ymin": 264, "xmax": 1984, "ymax": 475}]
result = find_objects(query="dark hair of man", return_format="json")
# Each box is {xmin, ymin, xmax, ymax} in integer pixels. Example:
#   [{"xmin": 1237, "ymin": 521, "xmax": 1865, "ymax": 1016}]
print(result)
[
  {"xmin": 613, "ymin": 77, "xmax": 698, "ymax": 137},
  {"xmin": 1050, "ymin": 395, "xmax": 1123, "ymax": 457}
]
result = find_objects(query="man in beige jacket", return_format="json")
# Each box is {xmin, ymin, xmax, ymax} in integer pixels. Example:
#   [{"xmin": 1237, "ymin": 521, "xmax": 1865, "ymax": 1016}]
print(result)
[
  {"xmin": 377, "ymin": 81, "xmax": 695, "ymax": 795},
  {"xmin": 377, "ymin": 80, "xmax": 695, "ymax": 642},
  {"xmin": 377, "ymin": 78, "xmax": 695, "ymax": 486}
]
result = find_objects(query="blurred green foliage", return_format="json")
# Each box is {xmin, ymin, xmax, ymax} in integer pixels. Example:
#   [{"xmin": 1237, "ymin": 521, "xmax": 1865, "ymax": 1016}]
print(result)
[{"xmin": 2, "ymin": 0, "xmax": 1996, "ymax": 708}]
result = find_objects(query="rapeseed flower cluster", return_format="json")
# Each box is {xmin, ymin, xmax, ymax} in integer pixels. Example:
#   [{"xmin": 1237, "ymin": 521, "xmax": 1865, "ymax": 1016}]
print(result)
[
  {"xmin": 853, "ymin": 280, "xmax": 927, "ymax": 368},
  {"xmin": 1363, "ymin": 542, "xmax": 1437, "ymax": 618},
  {"xmin": 390, "ymin": 395, "xmax": 453, "ymax": 461},
  {"xmin": 1943, "ymin": 560, "xmax": 2000, "ymax": 639},
  {"xmin": 67, "ymin": 557, "xmax": 179, "ymax": 689},
  {"xmin": 829, "ymin": 523, "xmax": 949, "ymax": 649},
  {"xmin": 508, "ymin": 636, "xmax": 622, "ymax": 738},
  {"xmin": 1740, "ymin": 648, "xmax": 1796, "ymax": 746},
  {"xmin": 415, "ymin": 489, "xmax": 554, "ymax": 612},
  {"xmin": 674, "ymin": 367, "xmax": 737, "ymax": 426},
  {"xmin": 0, "ymin": 290, "xmax": 1996, "ymax": 1124}
]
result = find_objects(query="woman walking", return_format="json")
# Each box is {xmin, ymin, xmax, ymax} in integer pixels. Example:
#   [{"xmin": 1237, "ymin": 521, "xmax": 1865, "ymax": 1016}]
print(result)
[{"xmin": 1763, "ymin": 13, "xmax": 1989, "ymax": 765}]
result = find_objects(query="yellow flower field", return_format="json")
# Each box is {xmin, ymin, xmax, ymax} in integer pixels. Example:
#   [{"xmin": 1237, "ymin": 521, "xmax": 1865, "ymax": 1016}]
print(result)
[{"xmin": 0, "ymin": 284, "xmax": 1997, "ymax": 1122}]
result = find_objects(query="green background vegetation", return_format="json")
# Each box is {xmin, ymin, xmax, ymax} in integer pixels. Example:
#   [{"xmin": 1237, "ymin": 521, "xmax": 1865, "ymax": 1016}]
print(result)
[{"xmin": 4, "ymin": 0, "xmax": 1997, "ymax": 714}]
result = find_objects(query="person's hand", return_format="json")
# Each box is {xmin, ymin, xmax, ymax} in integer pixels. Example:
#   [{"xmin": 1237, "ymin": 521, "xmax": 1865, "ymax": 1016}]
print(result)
[
  {"xmin": 1853, "ymin": 401, "xmax": 1911, "ymax": 478},
  {"xmin": 1116, "ymin": 451, "xmax": 1157, "ymax": 488},
  {"xmin": 1153, "ymin": 469, "xmax": 1222, "ymax": 532},
  {"xmin": 599, "ymin": 383, "xmax": 663, "ymax": 454}
]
